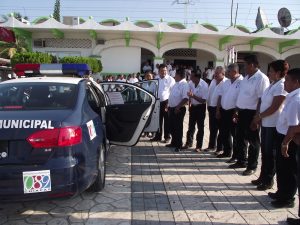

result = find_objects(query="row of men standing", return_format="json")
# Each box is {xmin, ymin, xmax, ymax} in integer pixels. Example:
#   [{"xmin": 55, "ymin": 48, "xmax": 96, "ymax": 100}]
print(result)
[{"xmin": 149, "ymin": 56, "xmax": 300, "ymax": 224}]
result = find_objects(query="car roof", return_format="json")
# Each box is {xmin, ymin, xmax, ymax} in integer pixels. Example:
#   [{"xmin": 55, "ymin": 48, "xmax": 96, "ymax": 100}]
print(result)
[{"xmin": 1, "ymin": 77, "xmax": 84, "ymax": 85}]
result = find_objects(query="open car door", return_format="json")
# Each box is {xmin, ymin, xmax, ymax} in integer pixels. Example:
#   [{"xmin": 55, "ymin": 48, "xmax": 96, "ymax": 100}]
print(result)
[
  {"xmin": 136, "ymin": 79, "xmax": 160, "ymax": 133},
  {"xmin": 100, "ymin": 82, "xmax": 156, "ymax": 146}
]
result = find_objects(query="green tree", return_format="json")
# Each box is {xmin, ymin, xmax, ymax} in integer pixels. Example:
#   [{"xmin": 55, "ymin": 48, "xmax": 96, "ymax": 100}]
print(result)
[
  {"xmin": 11, "ymin": 52, "xmax": 53, "ymax": 67},
  {"xmin": 11, "ymin": 12, "xmax": 29, "ymax": 22},
  {"xmin": 0, "ymin": 36, "xmax": 28, "ymax": 59},
  {"xmin": 53, "ymin": 0, "xmax": 61, "ymax": 22}
]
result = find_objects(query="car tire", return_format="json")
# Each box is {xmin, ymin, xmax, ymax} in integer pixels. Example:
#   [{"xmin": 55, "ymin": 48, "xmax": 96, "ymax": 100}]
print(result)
[{"xmin": 89, "ymin": 144, "xmax": 106, "ymax": 192}]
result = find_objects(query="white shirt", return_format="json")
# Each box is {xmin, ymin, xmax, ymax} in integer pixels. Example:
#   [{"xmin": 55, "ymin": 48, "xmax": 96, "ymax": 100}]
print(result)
[
  {"xmin": 168, "ymin": 79, "xmax": 189, "ymax": 107},
  {"xmin": 167, "ymin": 64, "xmax": 172, "ymax": 73},
  {"xmin": 128, "ymin": 78, "xmax": 139, "ymax": 83},
  {"xmin": 208, "ymin": 78, "xmax": 227, "ymax": 107},
  {"xmin": 220, "ymin": 75, "xmax": 243, "ymax": 110},
  {"xmin": 207, "ymin": 79, "xmax": 217, "ymax": 106},
  {"xmin": 189, "ymin": 79, "xmax": 209, "ymax": 105},
  {"xmin": 158, "ymin": 74, "xmax": 175, "ymax": 102},
  {"xmin": 153, "ymin": 68, "xmax": 159, "ymax": 75},
  {"xmin": 142, "ymin": 81, "xmax": 156, "ymax": 94},
  {"xmin": 116, "ymin": 78, "xmax": 126, "ymax": 82},
  {"xmin": 236, "ymin": 69, "xmax": 269, "ymax": 110},
  {"xmin": 170, "ymin": 69, "xmax": 176, "ymax": 78},
  {"xmin": 260, "ymin": 78, "xmax": 287, "ymax": 127},
  {"xmin": 206, "ymin": 69, "xmax": 215, "ymax": 80},
  {"xmin": 276, "ymin": 88, "xmax": 300, "ymax": 135},
  {"xmin": 143, "ymin": 65, "xmax": 152, "ymax": 73}
]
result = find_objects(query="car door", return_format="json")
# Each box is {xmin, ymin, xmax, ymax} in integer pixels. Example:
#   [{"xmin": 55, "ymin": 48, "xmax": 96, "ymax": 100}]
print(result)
[
  {"xmin": 99, "ymin": 81, "xmax": 156, "ymax": 146},
  {"xmin": 136, "ymin": 79, "xmax": 160, "ymax": 133}
]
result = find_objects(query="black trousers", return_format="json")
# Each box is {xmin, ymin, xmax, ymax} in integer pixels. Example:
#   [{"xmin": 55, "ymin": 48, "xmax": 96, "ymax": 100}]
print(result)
[
  {"xmin": 208, "ymin": 106, "xmax": 222, "ymax": 150},
  {"xmin": 186, "ymin": 104, "xmax": 206, "ymax": 149},
  {"xmin": 275, "ymin": 132, "xmax": 297, "ymax": 201},
  {"xmin": 258, "ymin": 127, "xmax": 276, "ymax": 185},
  {"xmin": 236, "ymin": 109, "xmax": 260, "ymax": 170},
  {"xmin": 169, "ymin": 107, "xmax": 186, "ymax": 148},
  {"xmin": 155, "ymin": 100, "xmax": 171, "ymax": 140},
  {"xmin": 220, "ymin": 108, "xmax": 238, "ymax": 157}
]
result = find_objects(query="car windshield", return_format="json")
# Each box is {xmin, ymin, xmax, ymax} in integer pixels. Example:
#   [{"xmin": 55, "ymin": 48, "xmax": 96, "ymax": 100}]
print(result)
[{"xmin": 0, "ymin": 82, "xmax": 78, "ymax": 110}]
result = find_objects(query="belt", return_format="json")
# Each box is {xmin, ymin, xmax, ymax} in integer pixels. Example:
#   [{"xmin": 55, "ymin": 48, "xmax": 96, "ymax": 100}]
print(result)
[
  {"xmin": 237, "ymin": 108, "xmax": 256, "ymax": 112},
  {"xmin": 191, "ymin": 104, "xmax": 205, "ymax": 107},
  {"xmin": 169, "ymin": 106, "xmax": 186, "ymax": 109}
]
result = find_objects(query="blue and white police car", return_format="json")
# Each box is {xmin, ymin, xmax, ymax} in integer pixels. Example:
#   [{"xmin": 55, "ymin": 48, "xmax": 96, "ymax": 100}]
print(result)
[{"xmin": 0, "ymin": 63, "xmax": 159, "ymax": 201}]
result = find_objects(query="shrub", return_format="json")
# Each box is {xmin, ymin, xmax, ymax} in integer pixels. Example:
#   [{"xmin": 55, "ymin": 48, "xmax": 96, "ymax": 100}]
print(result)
[
  {"xmin": 59, "ymin": 56, "xmax": 102, "ymax": 73},
  {"xmin": 11, "ymin": 52, "xmax": 52, "ymax": 67}
]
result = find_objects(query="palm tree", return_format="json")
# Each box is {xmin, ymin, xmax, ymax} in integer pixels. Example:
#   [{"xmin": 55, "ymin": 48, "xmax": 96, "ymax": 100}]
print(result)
[{"xmin": 0, "ymin": 36, "xmax": 28, "ymax": 59}]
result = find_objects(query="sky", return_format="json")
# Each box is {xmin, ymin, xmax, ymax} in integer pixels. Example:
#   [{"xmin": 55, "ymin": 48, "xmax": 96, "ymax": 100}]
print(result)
[{"xmin": 0, "ymin": 0, "xmax": 300, "ymax": 31}]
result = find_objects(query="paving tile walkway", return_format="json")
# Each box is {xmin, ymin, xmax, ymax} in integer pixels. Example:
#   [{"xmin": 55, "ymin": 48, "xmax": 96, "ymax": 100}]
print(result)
[{"xmin": 0, "ymin": 112, "xmax": 299, "ymax": 225}]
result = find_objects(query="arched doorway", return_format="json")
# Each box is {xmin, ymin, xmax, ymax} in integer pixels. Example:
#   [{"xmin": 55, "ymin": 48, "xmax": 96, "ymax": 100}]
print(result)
[
  {"xmin": 141, "ymin": 48, "xmax": 154, "ymax": 72},
  {"xmin": 236, "ymin": 52, "xmax": 275, "ymax": 75},
  {"xmin": 162, "ymin": 48, "xmax": 216, "ymax": 72}
]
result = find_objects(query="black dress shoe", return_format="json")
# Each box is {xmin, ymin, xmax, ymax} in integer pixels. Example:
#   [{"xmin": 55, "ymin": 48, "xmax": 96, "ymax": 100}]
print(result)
[
  {"xmin": 257, "ymin": 183, "xmax": 273, "ymax": 191},
  {"xmin": 226, "ymin": 158, "xmax": 237, "ymax": 163},
  {"xmin": 162, "ymin": 138, "xmax": 171, "ymax": 143},
  {"xmin": 287, "ymin": 217, "xmax": 300, "ymax": 225},
  {"xmin": 174, "ymin": 147, "xmax": 181, "ymax": 152},
  {"xmin": 217, "ymin": 153, "xmax": 231, "ymax": 158},
  {"xmin": 203, "ymin": 147, "xmax": 215, "ymax": 152},
  {"xmin": 150, "ymin": 137, "xmax": 161, "ymax": 142},
  {"xmin": 165, "ymin": 143, "xmax": 175, "ymax": 147},
  {"xmin": 228, "ymin": 162, "xmax": 247, "ymax": 169},
  {"xmin": 242, "ymin": 169, "xmax": 256, "ymax": 176},
  {"xmin": 182, "ymin": 144, "xmax": 192, "ymax": 149},
  {"xmin": 268, "ymin": 192, "xmax": 279, "ymax": 200},
  {"xmin": 271, "ymin": 199, "xmax": 295, "ymax": 208},
  {"xmin": 251, "ymin": 178, "xmax": 263, "ymax": 186}
]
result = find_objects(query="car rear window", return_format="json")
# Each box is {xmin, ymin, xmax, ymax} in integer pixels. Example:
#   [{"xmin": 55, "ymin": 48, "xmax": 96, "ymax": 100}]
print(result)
[{"xmin": 0, "ymin": 83, "xmax": 78, "ymax": 110}]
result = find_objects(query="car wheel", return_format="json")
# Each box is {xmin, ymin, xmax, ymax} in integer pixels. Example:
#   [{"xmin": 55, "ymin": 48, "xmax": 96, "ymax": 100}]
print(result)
[{"xmin": 89, "ymin": 144, "xmax": 106, "ymax": 192}]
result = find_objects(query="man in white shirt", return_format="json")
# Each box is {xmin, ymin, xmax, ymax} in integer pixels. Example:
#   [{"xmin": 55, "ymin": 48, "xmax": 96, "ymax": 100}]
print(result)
[
  {"xmin": 216, "ymin": 63, "xmax": 243, "ymax": 161},
  {"xmin": 167, "ymin": 69, "xmax": 189, "ymax": 152},
  {"xmin": 151, "ymin": 64, "xmax": 175, "ymax": 142},
  {"xmin": 116, "ymin": 74, "xmax": 126, "ymax": 82},
  {"xmin": 205, "ymin": 66, "xmax": 215, "ymax": 85},
  {"xmin": 142, "ymin": 62, "xmax": 152, "ymax": 74},
  {"xmin": 153, "ymin": 63, "xmax": 159, "ymax": 76},
  {"xmin": 206, "ymin": 66, "xmax": 227, "ymax": 154},
  {"xmin": 229, "ymin": 55, "xmax": 270, "ymax": 176},
  {"xmin": 166, "ymin": 60, "xmax": 172, "ymax": 74},
  {"xmin": 182, "ymin": 71, "xmax": 209, "ymax": 152},
  {"xmin": 128, "ymin": 73, "xmax": 139, "ymax": 83},
  {"xmin": 169, "ymin": 65, "xmax": 177, "ymax": 78},
  {"xmin": 269, "ymin": 68, "xmax": 300, "ymax": 212},
  {"xmin": 279, "ymin": 69, "xmax": 300, "ymax": 224}
]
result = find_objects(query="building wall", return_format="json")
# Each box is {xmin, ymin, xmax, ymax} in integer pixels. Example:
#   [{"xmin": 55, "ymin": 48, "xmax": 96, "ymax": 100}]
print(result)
[
  {"xmin": 285, "ymin": 54, "xmax": 300, "ymax": 69},
  {"xmin": 101, "ymin": 46, "xmax": 141, "ymax": 73},
  {"xmin": 257, "ymin": 53, "xmax": 274, "ymax": 74}
]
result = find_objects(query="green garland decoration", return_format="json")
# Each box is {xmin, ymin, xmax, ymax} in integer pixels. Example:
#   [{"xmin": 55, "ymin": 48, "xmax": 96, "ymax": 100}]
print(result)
[
  {"xmin": 249, "ymin": 38, "xmax": 265, "ymax": 51},
  {"xmin": 156, "ymin": 32, "xmax": 164, "ymax": 49},
  {"xmin": 188, "ymin": 34, "xmax": 198, "ymax": 48},
  {"xmin": 89, "ymin": 30, "xmax": 97, "ymax": 40},
  {"xmin": 219, "ymin": 35, "xmax": 233, "ymax": 51},
  {"xmin": 279, "ymin": 40, "xmax": 298, "ymax": 54},
  {"xmin": 52, "ymin": 29, "xmax": 64, "ymax": 39},
  {"xmin": 125, "ymin": 31, "xmax": 130, "ymax": 47}
]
